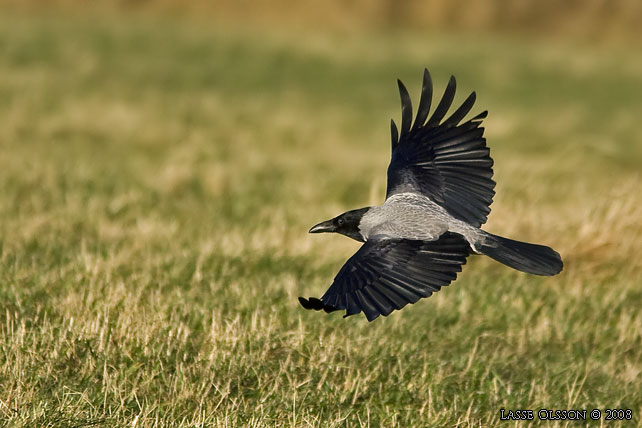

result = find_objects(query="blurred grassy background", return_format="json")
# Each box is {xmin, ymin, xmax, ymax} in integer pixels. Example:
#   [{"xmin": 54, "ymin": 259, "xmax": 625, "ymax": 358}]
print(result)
[
  {"xmin": 6, "ymin": 0, "xmax": 642, "ymax": 41},
  {"xmin": 0, "ymin": 2, "xmax": 641, "ymax": 428}
]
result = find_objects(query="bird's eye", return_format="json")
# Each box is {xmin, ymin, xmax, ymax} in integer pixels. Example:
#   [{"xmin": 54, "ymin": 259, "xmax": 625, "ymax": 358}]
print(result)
[{"xmin": 337, "ymin": 218, "xmax": 345, "ymax": 226}]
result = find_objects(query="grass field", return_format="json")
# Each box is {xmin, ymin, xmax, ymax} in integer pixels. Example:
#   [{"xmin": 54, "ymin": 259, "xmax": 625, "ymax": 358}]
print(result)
[{"xmin": 1, "ymin": 9, "xmax": 641, "ymax": 428}]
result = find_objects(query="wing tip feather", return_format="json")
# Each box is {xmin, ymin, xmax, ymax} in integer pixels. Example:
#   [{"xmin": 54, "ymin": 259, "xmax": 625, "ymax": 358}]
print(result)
[
  {"xmin": 391, "ymin": 119, "xmax": 399, "ymax": 149},
  {"xmin": 397, "ymin": 79, "xmax": 412, "ymax": 136}
]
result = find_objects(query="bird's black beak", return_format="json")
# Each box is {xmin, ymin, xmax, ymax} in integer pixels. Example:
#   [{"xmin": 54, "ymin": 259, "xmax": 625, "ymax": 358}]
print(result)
[{"xmin": 309, "ymin": 219, "xmax": 336, "ymax": 234}]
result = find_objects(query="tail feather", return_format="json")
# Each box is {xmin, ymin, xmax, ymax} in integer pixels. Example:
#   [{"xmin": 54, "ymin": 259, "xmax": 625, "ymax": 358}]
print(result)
[{"xmin": 479, "ymin": 233, "xmax": 563, "ymax": 276}]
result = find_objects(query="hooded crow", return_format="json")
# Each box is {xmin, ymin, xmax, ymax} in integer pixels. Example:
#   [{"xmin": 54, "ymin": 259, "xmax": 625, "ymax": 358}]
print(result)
[{"xmin": 299, "ymin": 69, "xmax": 563, "ymax": 322}]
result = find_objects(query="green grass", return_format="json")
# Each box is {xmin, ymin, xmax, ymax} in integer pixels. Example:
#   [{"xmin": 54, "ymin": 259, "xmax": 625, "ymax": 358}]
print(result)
[{"xmin": 1, "ymin": 10, "xmax": 642, "ymax": 428}]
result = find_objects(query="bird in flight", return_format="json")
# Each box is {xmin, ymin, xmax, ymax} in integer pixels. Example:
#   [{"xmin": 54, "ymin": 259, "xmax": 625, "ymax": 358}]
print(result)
[{"xmin": 299, "ymin": 69, "xmax": 563, "ymax": 322}]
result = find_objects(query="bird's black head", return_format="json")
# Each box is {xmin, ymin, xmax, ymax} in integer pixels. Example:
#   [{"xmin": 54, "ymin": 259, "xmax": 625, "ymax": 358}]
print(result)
[{"xmin": 309, "ymin": 207, "xmax": 370, "ymax": 242}]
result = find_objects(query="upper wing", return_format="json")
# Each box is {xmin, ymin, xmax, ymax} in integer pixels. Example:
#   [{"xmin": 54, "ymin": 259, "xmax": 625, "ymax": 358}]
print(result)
[
  {"xmin": 298, "ymin": 232, "xmax": 470, "ymax": 321},
  {"xmin": 387, "ymin": 69, "xmax": 495, "ymax": 227}
]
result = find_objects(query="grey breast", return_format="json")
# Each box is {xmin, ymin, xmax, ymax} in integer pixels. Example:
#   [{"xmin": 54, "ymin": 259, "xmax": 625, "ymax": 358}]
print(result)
[{"xmin": 359, "ymin": 193, "xmax": 452, "ymax": 241}]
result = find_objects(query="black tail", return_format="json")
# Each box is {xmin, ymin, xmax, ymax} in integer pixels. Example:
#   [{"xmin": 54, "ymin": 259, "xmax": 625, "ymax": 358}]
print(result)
[{"xmin": 479, "ymin": 233, "xmax": 563, "ymax": 276}]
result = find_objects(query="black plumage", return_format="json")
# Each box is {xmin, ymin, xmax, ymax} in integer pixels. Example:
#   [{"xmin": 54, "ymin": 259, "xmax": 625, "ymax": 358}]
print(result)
[
  {"xmin": 387, "ymin": 69, "xmax": 495, "ymax": 228},
  {"xmin": 299, "ymin": 233, "xmax": 469, "ymax": 321},
  {"xmin": 301, "ymin": 69, "xmax": 563, "ymax": 322}
]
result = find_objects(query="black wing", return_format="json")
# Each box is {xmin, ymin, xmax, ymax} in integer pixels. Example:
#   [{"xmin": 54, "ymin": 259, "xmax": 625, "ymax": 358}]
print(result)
[
  {"xmin": 388, "ymin": 69, "xmax": 495, "ymax": 227},
  {"xmin": 299, "ymin": 233, "xmax": 470, "ymax": 321}
]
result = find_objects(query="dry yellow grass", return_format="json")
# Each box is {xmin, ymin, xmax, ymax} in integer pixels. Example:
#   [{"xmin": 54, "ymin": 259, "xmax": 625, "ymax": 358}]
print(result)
[{"xmin": 0, "ymin": 8, "xmax": 641, "ymax": 428}]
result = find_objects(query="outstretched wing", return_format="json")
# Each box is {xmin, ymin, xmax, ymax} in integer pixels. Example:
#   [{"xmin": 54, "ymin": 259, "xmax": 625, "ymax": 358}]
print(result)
[
  {"xmin": 388, "ymin": 69, "xmax": 495, "ymax": 227},
  {"xmin": 298, "ymin": 233, "xmax": 470, "ymax": 321}
]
